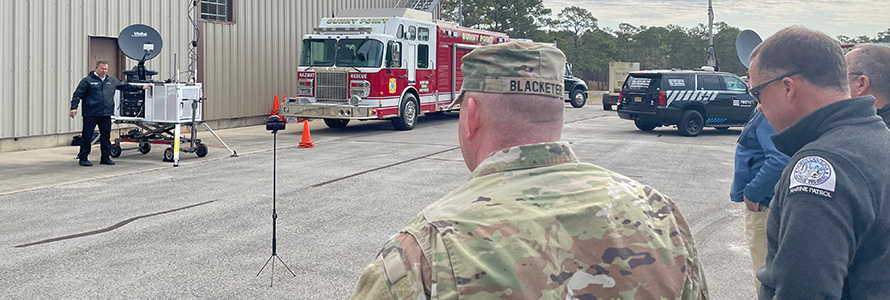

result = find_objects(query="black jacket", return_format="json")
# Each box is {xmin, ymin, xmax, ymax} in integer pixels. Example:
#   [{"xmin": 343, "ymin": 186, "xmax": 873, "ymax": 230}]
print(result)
[
  {"xmin": 757, "ymin": 96, "xmax": 890, "ymax": 299},
  {"xmin": 877, "ymin": 103, "xmax": 890, "ymax": 128},
  {"xmin": 70, "ymin": 71, "xmax": 140, "ymax": 117}
]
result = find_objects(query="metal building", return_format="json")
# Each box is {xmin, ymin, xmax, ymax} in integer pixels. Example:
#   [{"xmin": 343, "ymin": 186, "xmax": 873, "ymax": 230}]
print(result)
[{"xmin": 0, "ymin": 0, "xmax": 401, "ymax": 152}]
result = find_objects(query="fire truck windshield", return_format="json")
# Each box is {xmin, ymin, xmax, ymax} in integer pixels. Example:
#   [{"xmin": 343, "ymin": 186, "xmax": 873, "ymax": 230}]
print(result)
[{"xmin": 300, "ymin": 39, "xmax": 384, "ymax": 68}]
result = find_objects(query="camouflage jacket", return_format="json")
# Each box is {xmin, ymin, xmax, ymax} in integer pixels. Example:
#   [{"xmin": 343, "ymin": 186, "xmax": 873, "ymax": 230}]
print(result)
[{"xmin": 351, "ymin": 142, "xmax": 708, "ymax": 300}]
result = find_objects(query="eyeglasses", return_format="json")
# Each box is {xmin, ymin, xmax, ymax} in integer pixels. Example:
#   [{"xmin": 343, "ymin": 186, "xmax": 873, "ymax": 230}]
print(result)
[
  {"xmin": 749, "ymin": 71, "xmax": 800, "ymax": 104},
  {"xmin": 848, "ymin": 72, "xmax": 865, "ymax": 77}
]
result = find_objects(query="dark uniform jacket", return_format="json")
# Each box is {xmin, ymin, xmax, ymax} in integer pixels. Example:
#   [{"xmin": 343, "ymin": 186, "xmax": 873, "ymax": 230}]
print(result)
[
  {"xmin": 877, "ymin": 103, "xmax": 890, "ymax": 128},
  {"xmin": 70, "ymin": 71, "xmax": 140, "ymax": 116},
  {"xmin": 757, "ymin": 96, "xmax": 890, "ymax": 299}
]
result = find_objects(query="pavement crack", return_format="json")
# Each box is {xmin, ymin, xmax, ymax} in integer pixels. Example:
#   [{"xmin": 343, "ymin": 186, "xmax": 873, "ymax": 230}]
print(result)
[
  {"xmin": 311, "ymin": 147, "xmax": 459, "ymax": 188},
  {"xmin": 13, "ymin": 200, "xmax": 217, "ymax": 248},
  {"xmin": 564, "ymin": 115, "xmax": 609, "ymax": 125}
]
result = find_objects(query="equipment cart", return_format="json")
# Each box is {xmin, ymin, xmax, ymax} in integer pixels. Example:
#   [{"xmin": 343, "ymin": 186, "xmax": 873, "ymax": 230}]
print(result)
[{"xmin": 112, "ymin": 83, "xmax": 237, "ymax": 166}]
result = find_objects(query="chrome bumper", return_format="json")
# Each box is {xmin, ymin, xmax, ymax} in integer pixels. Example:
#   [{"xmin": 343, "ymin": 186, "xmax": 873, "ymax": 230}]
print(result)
[{"xmin": 281, "ymin": 102, "xmax": 377, "ymax": 120}]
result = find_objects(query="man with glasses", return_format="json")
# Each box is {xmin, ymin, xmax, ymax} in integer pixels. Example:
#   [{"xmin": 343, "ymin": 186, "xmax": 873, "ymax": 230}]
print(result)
[
  {"xmin": 749, "ymin": 26, "xmax": 890, "ymax": 299},
  {"xmin": 845, "ymin": 44, "xmax": 890, "ymax": 128}
]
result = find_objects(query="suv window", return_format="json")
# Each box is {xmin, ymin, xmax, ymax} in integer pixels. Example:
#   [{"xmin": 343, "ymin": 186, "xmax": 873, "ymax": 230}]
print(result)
[
  {"xmin": 697, "ymin": 74, "xmax": 722, "ymax": 90},
  {"xmin": 624, "ymin": 74, "xmax": 658, "ymax": 91},
  {"xmin": 661, "ymin": 74, "xmax": 694, "ymax": 90},
  {"xmin": 723, "ymin": 75, "xmax": 748, "ymax": 92}
]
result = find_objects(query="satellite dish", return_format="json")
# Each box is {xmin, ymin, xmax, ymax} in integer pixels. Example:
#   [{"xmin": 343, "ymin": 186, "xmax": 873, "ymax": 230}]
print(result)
[
  {"xmin": 736, "ymin": 29, "xmax": 762, "ymax": 69},
  {"xmin": 118, "ymin": 24, "xmax": 163, "ymax": 61}
]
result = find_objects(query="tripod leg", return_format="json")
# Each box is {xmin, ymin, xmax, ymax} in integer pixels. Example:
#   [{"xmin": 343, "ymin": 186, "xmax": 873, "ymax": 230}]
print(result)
[
  {"xmin": 256, "ymin": 255, "xmax": 273, "ymax": 277},
  {"xmin": 275, "ymin": 255, "xmax": 298, "ymax": 277},
  {"xmin": 270, "ymin": 258, "xmax": 275, "ymax": 287}
]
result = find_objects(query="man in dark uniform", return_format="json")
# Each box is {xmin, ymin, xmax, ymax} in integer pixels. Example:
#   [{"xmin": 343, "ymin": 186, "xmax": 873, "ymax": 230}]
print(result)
[
  {"xmin": 845, "ymin": 44, "xmax": 890, "ymax": 128},
  {"xmin": 749, "ymin": 26, "xmax": 890, "ymax": 299},
  {"xmin": 69, "ymin": 61, "xmax": 148, "ymax": 166}
]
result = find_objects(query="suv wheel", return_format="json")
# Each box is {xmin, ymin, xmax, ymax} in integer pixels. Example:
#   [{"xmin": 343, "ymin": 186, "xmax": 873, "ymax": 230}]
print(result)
[
  {"xmin": 570, "ymin": 89, "xmax": 586, "ymax": 108},
  {"xmin": 679, "ymin": 110, "xmax": 704, "ymax": 136},
  {"xmin": 634, "ymin": 120, "xmax": 657, "ymax": 131}
]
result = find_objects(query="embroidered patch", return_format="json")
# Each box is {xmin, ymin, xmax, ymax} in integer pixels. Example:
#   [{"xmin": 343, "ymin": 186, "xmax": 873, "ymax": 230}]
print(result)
[{"xmin": 789, "ymin": 156, "xmax": 835, "ymax": 198}]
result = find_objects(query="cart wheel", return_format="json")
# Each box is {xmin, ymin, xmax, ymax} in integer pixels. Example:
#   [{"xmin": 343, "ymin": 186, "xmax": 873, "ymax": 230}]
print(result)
[
  {"xmin": 110, "ymin": 145, "xmax": 122, "ymax": 158},
  {"xmin": 138, "ymin": 142, "xmax": 151, "ymax": 154},
  {"xmin": 163, "ymin": 147, "xmax": 175, "ymax": 162},
  {"xmin": 195, "ymin": 144, "xmax": 208, "ymax": 157}
]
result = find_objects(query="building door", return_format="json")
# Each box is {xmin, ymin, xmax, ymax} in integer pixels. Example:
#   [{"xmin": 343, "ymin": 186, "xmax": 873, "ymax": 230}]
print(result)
[{"xmin": 88, "ymin": 37, "xmax": 126, "ymax": 80}]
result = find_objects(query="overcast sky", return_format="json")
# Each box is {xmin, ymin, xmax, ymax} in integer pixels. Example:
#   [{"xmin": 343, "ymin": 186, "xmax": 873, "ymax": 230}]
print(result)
[{"xmin": 543, "ymin": 0, "xmax": 890, "ymax": 40}]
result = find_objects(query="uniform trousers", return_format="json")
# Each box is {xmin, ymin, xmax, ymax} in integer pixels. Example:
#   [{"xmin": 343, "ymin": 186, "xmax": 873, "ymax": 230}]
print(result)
[{"xmin": 78, "ymin": 115, "xmax": 112, "ymax": 160}]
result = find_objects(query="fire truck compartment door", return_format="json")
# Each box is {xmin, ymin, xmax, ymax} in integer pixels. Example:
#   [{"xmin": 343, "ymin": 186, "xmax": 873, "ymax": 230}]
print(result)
[{"xmin": 406, "ymin": 41, "xmax": 416, "ymax": 83}]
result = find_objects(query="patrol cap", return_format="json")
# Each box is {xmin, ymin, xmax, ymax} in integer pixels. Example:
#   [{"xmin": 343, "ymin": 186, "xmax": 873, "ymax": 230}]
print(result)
[{"xmin": 447, "ymin": 41, "xmax": 567, "ymax": 109}]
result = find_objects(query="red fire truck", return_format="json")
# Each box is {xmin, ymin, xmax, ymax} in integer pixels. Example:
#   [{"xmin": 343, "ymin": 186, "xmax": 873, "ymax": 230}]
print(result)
[{"xmin": 281, "ymin": 8, "xmax": 509, "ymax": 130}]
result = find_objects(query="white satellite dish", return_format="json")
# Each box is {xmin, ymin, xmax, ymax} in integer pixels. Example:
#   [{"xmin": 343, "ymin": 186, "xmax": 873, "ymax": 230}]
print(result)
[{"xmin": 736, "ymin": 29, "xmax": 762, "ymax": 69}]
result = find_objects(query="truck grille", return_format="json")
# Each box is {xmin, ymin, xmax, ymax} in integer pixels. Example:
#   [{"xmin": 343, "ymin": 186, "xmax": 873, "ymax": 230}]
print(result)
[{"xmin": 316, "ymin": 71, "xmax": 348, "ymax": 103}]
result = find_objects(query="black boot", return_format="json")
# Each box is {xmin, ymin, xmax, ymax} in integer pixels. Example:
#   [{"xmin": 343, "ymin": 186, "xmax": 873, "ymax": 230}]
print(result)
[
  {"xmin": 79, "ymin": 158, "xmax": 93, "ymax": 166},
  {"xmin": 100, "ymin": 157, "xmax": 115, "ymax": 165}
]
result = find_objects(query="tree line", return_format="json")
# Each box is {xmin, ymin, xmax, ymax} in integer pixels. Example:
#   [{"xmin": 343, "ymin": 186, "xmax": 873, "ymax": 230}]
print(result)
[{"xmin": 439, "ymin": 0, "xmax": 890, "ymax": 87}]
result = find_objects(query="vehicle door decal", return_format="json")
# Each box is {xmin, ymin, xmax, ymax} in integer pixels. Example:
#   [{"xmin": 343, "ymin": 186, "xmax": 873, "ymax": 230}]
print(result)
[
  {"xmin": 708, "ymin": 91, "xmax": 719, "ymax": 101},
  {"xmin": 668, "ymin": 91, "xmax": 679, "ymax": 102}
]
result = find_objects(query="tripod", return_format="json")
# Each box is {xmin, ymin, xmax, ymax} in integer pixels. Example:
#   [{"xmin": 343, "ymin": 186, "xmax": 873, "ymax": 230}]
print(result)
[{"xmin": 256, "ymin": 120, "xmax": 296, "ymax": 286}]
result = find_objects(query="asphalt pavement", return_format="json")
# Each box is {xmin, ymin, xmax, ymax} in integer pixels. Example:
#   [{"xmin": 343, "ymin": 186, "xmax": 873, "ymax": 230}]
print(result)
[{"xmin": 0, "ymin": 102, "xmax": 754, "ymax": 299}]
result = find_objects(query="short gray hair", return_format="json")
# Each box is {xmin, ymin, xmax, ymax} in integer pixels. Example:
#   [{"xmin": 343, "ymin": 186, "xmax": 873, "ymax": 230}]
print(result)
[
  {"xmin": 849, "ymin": 44, "xmax": 890, "ymax": 99},
  {"xmin": 750, "ymin": 26, "xmax": 848, "ymax": 93}
]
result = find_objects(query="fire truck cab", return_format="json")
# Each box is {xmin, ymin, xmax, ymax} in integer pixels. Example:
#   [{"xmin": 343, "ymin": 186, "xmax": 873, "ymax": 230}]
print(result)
[{"xmin": 283, "ymin": 8, "xmax": 508, "ymax": 130}]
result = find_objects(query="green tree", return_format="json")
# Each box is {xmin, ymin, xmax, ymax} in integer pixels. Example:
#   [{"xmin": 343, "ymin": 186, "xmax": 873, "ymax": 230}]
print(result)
[
  {"xmin": 439, "ymin": 0, "xmax": 551, "ymax": 37},
  {"xmin": 712, "ymin": 22, "xmax": 746, "ymax": 75},
  {"xmin": 876, "ymin": 28, "xmax": 890, "ymax": 42},
  {"xmin": 663, "ymin": 25, "xmax": 704, "ymax": 70},
  {"xmin": 556, "ymin": 6, "xmax": 598, "ymax": 49}
]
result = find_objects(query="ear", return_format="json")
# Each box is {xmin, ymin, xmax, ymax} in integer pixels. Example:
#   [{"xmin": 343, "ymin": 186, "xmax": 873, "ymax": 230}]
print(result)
[
  {"xmin": 465, "ymin": 96, "xmax": 482, "ymax": 141},
  {"xmin": 780, "ymin": 76, "xmax": 797, "ymax": 101},
  {"xmin": 853, "ymin": 75, "xmax": 870, "ymax": 95}
]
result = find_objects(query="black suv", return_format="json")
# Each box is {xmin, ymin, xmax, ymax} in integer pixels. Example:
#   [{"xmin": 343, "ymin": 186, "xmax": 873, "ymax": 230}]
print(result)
[
  {"xmin": 564, "ymin": 63, "xmax": 588, "ymax": 108},
  {"xmin": 616, "ymin": 69, "xmax": 755, "ymax": 136}
]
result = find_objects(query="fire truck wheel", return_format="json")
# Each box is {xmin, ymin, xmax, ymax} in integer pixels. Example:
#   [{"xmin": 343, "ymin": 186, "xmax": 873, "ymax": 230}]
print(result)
[
  {"xmin": 392, "ymin": 94, "xmax": 418, "ymax": 130},
  {"xmin": 323, "ymin": 118, "xmax": 350, "ymax": 128}
]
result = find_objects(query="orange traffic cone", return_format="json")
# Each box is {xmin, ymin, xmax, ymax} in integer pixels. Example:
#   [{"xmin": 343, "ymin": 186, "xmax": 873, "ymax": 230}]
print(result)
[
  {"xmin": 298, "ymin": 120, "xmax": 314, "ymax": 148},
  {"xmin": 271, "ymin": 95, "xmax": 280, "ymax": 116}
]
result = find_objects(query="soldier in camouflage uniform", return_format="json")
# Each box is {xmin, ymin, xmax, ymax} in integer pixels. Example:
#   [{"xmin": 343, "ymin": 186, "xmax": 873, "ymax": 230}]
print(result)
[{"xmin": 350, "ymin": 41, "xmax": 708, "ymax": 300}]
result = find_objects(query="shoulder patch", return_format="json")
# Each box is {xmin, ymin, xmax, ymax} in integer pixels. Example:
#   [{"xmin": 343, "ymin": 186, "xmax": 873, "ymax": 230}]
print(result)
[{"xmin": 789, "ymin": 156, "xmax": 835, "ymax": 198}]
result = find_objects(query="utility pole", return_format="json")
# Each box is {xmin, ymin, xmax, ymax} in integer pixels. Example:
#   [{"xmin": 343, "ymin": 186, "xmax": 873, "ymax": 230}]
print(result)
[
  {"xmin": 705, "ymin": 0, "xmax": 719, "ymax": 69},
  {"xmin": 458, "ymin": 0, "xmax": 463, "ymax": 26}
]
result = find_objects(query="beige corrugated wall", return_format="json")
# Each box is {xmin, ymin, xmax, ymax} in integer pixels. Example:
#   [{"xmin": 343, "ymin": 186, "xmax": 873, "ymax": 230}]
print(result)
[
  {"xmin": 0, "ymin": 0, "xmax": 194, "ymax": 139},
  {"xmin": 0, "ymin": 0, "xmax": 399, "ymax": 143},
  {"xmin": 201, "ymin": 0, "xmax": 399, "ymax": 120}
]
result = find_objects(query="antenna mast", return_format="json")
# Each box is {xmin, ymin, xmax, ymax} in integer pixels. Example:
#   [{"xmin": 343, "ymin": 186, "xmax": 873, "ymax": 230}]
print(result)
[{"xmin": 705, "ymin": 0, "xmax": 718, "ymax": 69}]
